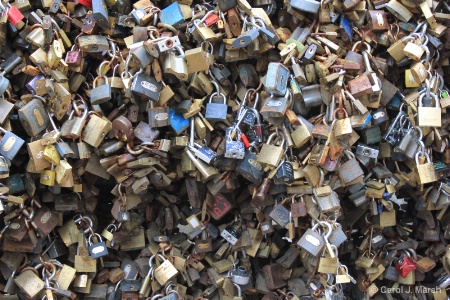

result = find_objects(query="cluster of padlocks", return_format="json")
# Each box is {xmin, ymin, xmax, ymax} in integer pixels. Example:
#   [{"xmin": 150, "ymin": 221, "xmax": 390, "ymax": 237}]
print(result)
[{"xmin": 0, "ymin": 0, "xmax": 449, "ymax": 299}]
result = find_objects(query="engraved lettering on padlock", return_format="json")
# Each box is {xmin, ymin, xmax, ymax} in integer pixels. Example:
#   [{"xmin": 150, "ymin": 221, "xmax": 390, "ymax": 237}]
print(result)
[
  {"xmin": 10, "ymin": 223, "xmax": 20, "ymax": 230},
  {"xmin": 141, "ymin": 81, "xmax": 158, "ymax": 92},
  {"xmin": 92, "ymin": 245, "xmax": 105, "ymax": 254},
  {"xmin": 40, "ymin": 211, "xmax": 52, "ymax": 223},
  {"xmin": 248, "ymin": 159, "xmax": 262, "ymax": 170},
  {"xmin": 155, "ymin": 113, "xmax": 169, "ymax": 120},
  {"xmin": 33, "ymin": 109, "xmax": 44, "ymax": 126},
  {"xmin": 305, "ymin": 235, "xmax": 320, "ymax": 246},
  {"xmin": 3, "ymin": 137, "xmax": 15, "ymax": 152}
]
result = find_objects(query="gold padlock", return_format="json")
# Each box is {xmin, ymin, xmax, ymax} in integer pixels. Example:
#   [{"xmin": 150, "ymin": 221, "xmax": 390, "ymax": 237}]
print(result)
[{"xmin": 40, "ymin": 166, "xmax": 56, "ymax": 186}]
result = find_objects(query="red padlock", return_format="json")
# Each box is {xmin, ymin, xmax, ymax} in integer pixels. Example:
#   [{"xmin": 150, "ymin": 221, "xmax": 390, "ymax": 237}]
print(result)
[
  {"xmin": 204, "ymin": 13, "xmax": 220, "ymax": 27},
  {"xmin": 7, "ymin": 5, "xmax": 24, "ymax": 27},
  {"xmin": 77, "ymin": 0, "xmax": 93, "ymax": 8},
  {"xmin": 395, "ymin": 256, "xmax": 417, "ymax": 278}
]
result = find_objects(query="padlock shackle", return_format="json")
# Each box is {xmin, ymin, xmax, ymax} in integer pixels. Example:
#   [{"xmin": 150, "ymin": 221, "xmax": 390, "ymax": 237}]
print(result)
[
  {"xmin": 332, "ymin": 107, "xmax": 348, "ymax": 120},
  {"xmin": 266, "ymin": 131, "xmax": 285, "ymax": 146},
  {"xmin": 415, "ymin": 150, "xmax": 430, "ymax": 165},
  {"xmin": 88, "ymin": 232, "xmax": 103, "ymax": 245},
  {"xmin": 418, "ymin": 92, "xmax": 439, "ymax": 108},
  {"xmin": 92, "ymin": 75, "xmax": 108, "ymax": 88},
  {"xmin": 351, "ymin": 41, "xmax": 371, "ymax": 53},
  {"xmin": 208, "ymin": 92, "xmax": 226, "ymax": 104},
  {"xmin": 242, "ymin": 88, "xmax": 256, "ymax": 107},
  {"xmin": 149, "ymin": 253, "xmax": 166, "ymax": 267},
  {"xmin": 201, "ymin": 41, "xmax": 213, "ymax": 54},
  {"xmin": 98, "ymin": 61, "xmax": 110, "ymax": 77}
]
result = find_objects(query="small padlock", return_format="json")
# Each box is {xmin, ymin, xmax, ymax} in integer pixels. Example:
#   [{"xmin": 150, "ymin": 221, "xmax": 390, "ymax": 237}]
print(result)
[
  {"xmin": 90, "ymin": 75, "xmax": 111, "ymax": 105},
  {"xmin": 88, "ymin": 233, "xmax": 109, "ymax": 259}
]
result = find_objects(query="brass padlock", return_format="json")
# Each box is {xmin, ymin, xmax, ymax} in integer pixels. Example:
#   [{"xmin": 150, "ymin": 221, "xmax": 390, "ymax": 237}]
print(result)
[{"xmin": 257, "ymin": 132, "xmax": 285, "ymax": 167}]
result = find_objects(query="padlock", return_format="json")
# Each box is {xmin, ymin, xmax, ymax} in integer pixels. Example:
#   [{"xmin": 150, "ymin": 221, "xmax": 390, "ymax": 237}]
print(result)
[
  {"xmin": 333, "ymin": 108, "xmax": 353, "ymax": 137},
  {"xmin": 260, "ymin": 90, "xmax": 290, "ymax": 118},
  {"xmin": 367, "ymin": 10, "xmax": 389, "ymax": 31},
  {"xmin": 40, "ymin": 165, "xmax": 56, "ymax": 186},
  {"xmin": 81, "ymin": 112, "xmax": 113, "ymax": 148},
  {"xmin": 230, "ymin": 266, "xmax": 250, "ymax": 285},
  {"xmin": 276, "ymin": 158, "xmax": 295, "ymax": 184},
  {"xmin": 18, "ymin": 97, "xmax": 50, "ymax": 136},
  {"xmin": 297, "ymin": 221, "xmax": 331, "ymax": 256},
  {"xmin": 91, "ymin": 75, "xmax": 111, "ymax": 105},
  {"xmin": 265, "ymin": 62, "xmax": 290, "ymax": 96},
  {"xmin": 185, "ymin": 42, "xmax": 214, "ymax": 74},
  {"xmin": 309, "ymin": 139, "xmax": 330, "ymax": 166},
  {"xmin": 0, "ymin": 127, "xmax": 24, "ymax": 162},
  {"xmin": 92, "ymin": 0, "xmax": 109, "ymax": 30},
  {"xmin": 338, "ymin": 150, "xmax": 364, "ymax": 185},
  {"xmin": 301, "ymin": 84, "xmax": 322, "ymax": 108},
  {"xmin": 415, "ymin": 151, "xmax": 437, "ymax": 184},
  {"xmin": 257, "ymin": 132, "xmax": 285, "ymax": 167},
  {"xmin": 160, "ymin": 2, "xmax": 185, "ymax": 26},
  {"xmin": 164, "ymin": 46, "xmax": 188, "ymax": 81},
  {"xmin": 232, "ymin": 28, "xmax": 260, "ymax": 49},
  {"xmin": 290, "ymin": 0, "xmax": 320, "ymax": 13},
  {"xmin": 131, "ymin": 73, "xmax": 161, "ymax": 102},
  {"xmin": 61, "ymin": 101, "xmax": 89, "ymax": 140},
  {"xmin": 224, "ymin": 128, "xmax": 245, "ymax": 159},
  {"xmin": 205, "ymin": 92, "xmax": 228, "ymax": 122},
  {"xmin": 417, "ymin": 92, "xmax": 441, "ymax": 127},
  {"xmin": 395, "ymin": 251, "xmax": 417, "ymax": 278},
  {"xmin": 88, "ymin": 233, "xmax": 109, "ymax": 259},
  {"xmin": 269, "ymin": 201, "xmax": 291, "ymax": 227},
  {"xmin": 236, "ymin": 147, "xmax": 265, "ymax": 184}
]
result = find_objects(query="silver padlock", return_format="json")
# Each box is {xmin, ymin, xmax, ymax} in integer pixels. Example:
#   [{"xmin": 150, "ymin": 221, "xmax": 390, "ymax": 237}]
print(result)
[{"xmin": 230, "ymin": 266, "xmax": 250, "ymax": 285}]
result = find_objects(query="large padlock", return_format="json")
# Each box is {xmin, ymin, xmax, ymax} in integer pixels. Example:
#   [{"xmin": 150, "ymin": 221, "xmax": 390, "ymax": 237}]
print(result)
[
  {"xmin": 260, "ymin": 90, "xmax": 290, "ymax": 118},
  {"xmin": 265, "ymin": 62, "xmax": 290, "ymax": 96},
  {"xmin": 417, "ymin": 92, "xmax": 441, "ymax": 127},
  {"xmin": 88, "ymin": 233, "xmax": 109, "ymax": 259},
  {"xmin": 257, "ymin": 132, "xmax": 285, "ymax": 167},
  {"xmin": 164, "ymin": 46, "xmax": 189, "ymax": 81},
  {"xmin": 0, "ymin": 128, "xmax": 25, "ymax": 162},
  {"xmin": 61, "ymin": 101, "xmax": 89, "ymax": 140},
  {"xmin": 297, "ymin": 221, "xmax": 331, "ymax": 256},
  {"xmin": 160, "ymin": 2, "xmax": 186, "ymax": 26},
  {"xmin": 232, "ymin": 28, "xmax": 260, "ymax": 49},
  {"xmin": 131, "ymin": 73, "xmax": 161, "ymax": 102},
  {"xmin": 92, "ymin": 0, "xmax": 109, "ymax": 30},
  {"xmin": 18, "ymin": 97, "xmax": 50, "ymax": 136},
  {"xmin": 224, "ymin": 128, "xmax": 245, "ymax": 159},
  {"xmin": 338, "ymin": 150, "xmax": 364, "ymax": 185},
  {"xmin": 403, "ymin": 36, "xmax": 425, "ymax": 61},
  {"xmin": 81, "ymin": 112, "xmax": 113, "ymax": 148},
  {"xmin": 205, "ymin": 92, "xmax": 228, "ymax": 122},
  {"xmin": 236, "ymin": 147, "xmax": 265, "ymax": 184},
  {"xmin": 415, "ymin": 151, "xmax": 437, "ymax": 184},
  {"xmin": 148, "ymin": 102, "xmax": 170, "ymax": 128},
  {"xmin": 185, "ymin": 42, "xmax": 214, "ymax": 74},
  {"xmin": 301, "ymin": 84, "xmax": 322, "ymax": 108},
  {"xmin": 290, "ymin": 0, "xmax": 320, "ymax": 13},
  {"xmin": 90, "ymin": 75, "xmax": 111, "ymax": 105}
]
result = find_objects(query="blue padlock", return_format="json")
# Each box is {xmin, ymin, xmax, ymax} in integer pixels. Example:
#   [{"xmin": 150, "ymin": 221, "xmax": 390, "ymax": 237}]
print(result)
[
  {"xmin": 160, "ymin": 2, "xmax": 185, "ymax": 26},
  {"xmin": 339, "ymin": 15, "xmax": 353, "ymax": 44},
  {"xmin": 169, "ymin": 108, "xmax": 190, "ymax": 135},
  {"xmin": 386, "ymin": 94, "xmax": 403, "ymax": 111},
  {"xmin": 6, "ymin": 173, "xmax": 25, "ymax": 195}
]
